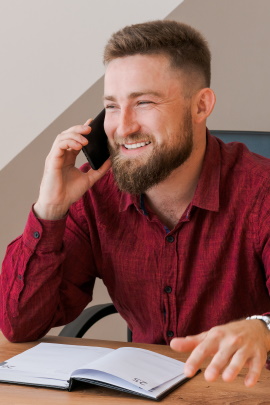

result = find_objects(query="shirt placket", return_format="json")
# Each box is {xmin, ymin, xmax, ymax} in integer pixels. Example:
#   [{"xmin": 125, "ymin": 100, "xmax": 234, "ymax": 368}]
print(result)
[{"xmin": 162, "ymin": 231, "xmax": 179, "ymax": 344}]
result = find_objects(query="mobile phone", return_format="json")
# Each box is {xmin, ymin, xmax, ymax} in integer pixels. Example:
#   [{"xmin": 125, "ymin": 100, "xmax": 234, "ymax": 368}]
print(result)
[{"xmin": 82, "ymin": 109, "xmax": 110, "ymax": 170}]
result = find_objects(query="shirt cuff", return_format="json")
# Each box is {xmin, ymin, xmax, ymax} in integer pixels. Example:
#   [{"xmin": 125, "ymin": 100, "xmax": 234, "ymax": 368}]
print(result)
[{"xmin": 23, "ymin": 206, "xmax": 67, "ymax": 252}]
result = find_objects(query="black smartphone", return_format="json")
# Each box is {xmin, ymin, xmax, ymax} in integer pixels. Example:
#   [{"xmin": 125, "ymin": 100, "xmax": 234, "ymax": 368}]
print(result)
[{"xmin": 82, "ymin": 109, "xmax": 110, "ymax": 170}]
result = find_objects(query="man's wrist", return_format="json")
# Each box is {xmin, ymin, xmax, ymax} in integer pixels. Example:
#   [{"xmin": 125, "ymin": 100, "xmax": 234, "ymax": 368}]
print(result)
[
  {"xmin": 33, "ymin": 202, "xmax": 68, "ymax": 220},
  {"xmin": 246, "ymin": 315, "xmax": 270, "ymax": 364},
  {"xmin": 246, "ymin": 315, "xmax": 270, "ymax": 331}
]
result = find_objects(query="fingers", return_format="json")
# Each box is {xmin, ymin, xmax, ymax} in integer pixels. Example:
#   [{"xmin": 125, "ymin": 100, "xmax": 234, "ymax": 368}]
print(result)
[
  {"xmin": 57, "ymin": 135, "xmax": 87, "ymax": 152},
  {"xmin": 62, "ymin": 123, "xmax": 91, "ymax": 135},
  {"xmin": 204, "ymin": 345, "xmax": 244, "ymax": 382},
  {"xmin": 50, "ymin": 124, "xmax": 91, "ymax": 158},
  {"xmin": 171, "ymin": 321, "xmax": 269, "ymax": 387},
  {"xmin": 84, "ymin": 118, "xmax": 92, "ymax": 126},
  {"xmin": 171, "ymin": 333, "xmax": 210, "ymax": 378},
  {"xmin": 244, "ymin": 356, "xmax": 264, "ymax": 387},
  {"xmin": 184, "ymin": 330, "xmax": 250, "ymax": 381},
  {"xmin": 221, "ymin": 348, "xmax": 265, "ymax": 387},
  {"xmin": 203, "ymin": 334, "xmax": 266, "ymax": 386},
  {"xmin": 59, "ymin": 124, "xmax": 91, "ymax": 146},
  {"xmin": 220, "ymin": 349, "xmax": 248, "ymax": 382},
  {"xmin": 183, "ymin": 330, "xmax": 220, "ymax": 378},
  {"xmin": 171, "ymin": 334, "xmax": 206, "ymax": 353},
  {"xmin": 36, "ymin": 119, "xmax": 108, "ymax": 220}
]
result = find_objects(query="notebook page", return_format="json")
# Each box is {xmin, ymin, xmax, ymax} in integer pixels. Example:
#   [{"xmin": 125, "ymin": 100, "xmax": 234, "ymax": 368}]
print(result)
[
  {"xmin": 0, "ymin": 343, "xmax": 113, "ymax": 383},
  {"xmin": 0, "ymin": 369, "xmax": 69, "ymax": 389},
  {"xmin": 72, "ymin": 347, "xmax": 185, "ymax": 391},
  {"xmin": 72, "ymin": 369, "xmax": 186, "ymax": 399}
]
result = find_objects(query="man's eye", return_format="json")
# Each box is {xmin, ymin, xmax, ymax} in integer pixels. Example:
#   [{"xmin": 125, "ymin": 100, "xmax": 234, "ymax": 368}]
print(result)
[
  {"xmin": 137, "ymin": 101, "xmax": 153, "ymax": 105},
  {"xmin": 105, "ymin": 105, "xmax": 116, "ymax": 109}
]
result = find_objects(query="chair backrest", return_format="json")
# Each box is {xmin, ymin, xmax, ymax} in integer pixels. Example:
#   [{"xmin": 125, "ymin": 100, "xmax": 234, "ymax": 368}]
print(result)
[
  {"xmin": 59, "ymin": 303, "xmax": 133, "ymax": 342},
  {"xmin": 210, "ymin": 130, "xmax": 270, "ymax": 158}
]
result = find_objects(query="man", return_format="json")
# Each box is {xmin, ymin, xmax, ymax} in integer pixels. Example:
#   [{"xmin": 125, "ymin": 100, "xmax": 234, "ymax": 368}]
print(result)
[{"xmin": 1, "ymin": 20, "xmax": 270, "ymax": 388}]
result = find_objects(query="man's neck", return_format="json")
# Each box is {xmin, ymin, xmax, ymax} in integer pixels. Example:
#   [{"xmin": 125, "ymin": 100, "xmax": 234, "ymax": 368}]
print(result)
[{"xmin": 144, "ymin": 137, "xmax": 206, "ymax": 230}]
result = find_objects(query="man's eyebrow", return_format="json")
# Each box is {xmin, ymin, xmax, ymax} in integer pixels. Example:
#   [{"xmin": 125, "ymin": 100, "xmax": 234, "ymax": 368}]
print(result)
[
  {"xmin": 128, "ymin": 91, "xmax": 162, "ymax": 98},
  {"xmin": 103, "ymin": 95, "xmax": 116, "ymax": 102},
  {"xmin": 103, "ymin": 91, "xmax": 162, "ymax": 102}
]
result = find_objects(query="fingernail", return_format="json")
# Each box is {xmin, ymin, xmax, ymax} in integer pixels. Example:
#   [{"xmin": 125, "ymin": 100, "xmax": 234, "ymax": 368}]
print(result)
[
  {"xmin": 185, "ymin": 365, "xmax": 195, "ymax": 376},
  {"xmin": 245, "ymin": 377, "xmax": 255, "ymax": 387},
  {"xmin": 205, "ymin": 367, "xmax": 217, "ymax": 381},
  {"xmin": 222, "ymin": 369, "xmax": 235, "ymax": 382},
  {"xmin": 223, "ymin": 369, "xmax": 234, "ymax": 378}
]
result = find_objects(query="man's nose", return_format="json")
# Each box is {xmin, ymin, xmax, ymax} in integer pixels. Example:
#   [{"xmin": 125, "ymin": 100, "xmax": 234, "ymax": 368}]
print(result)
[{"xmin": 116, "ymin": 108, "xmax": 140, "ymax": 138}]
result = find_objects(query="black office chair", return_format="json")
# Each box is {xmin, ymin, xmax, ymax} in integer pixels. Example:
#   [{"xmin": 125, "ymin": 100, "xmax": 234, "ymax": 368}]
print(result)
[
  {"xmin": 59, "ymin": 130, "xmax": 270, "ymax": 340},
  {"xmin": 59, "ymin": 302, "xmax": 133, "ymax": 342},
  {"xmin": 59, "ymin": 303, "xmax": 116, "ymax": 336},
  {"xmin": 211, "ymin": 130, "xmax": 270, "ymax": 158}
]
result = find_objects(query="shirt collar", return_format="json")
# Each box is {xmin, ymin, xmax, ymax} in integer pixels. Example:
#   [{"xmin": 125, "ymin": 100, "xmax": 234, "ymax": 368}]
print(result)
[
  {"xmin": 118, "ymin": 129, "xmax": 220, "ymax": 213},
  {"xmin": 119, "ymin": 190, "xmax": 140, "ymax": 213},
  {"xmin": 191, "ymin": 129, "xmax": 220, "ymax": 212}
]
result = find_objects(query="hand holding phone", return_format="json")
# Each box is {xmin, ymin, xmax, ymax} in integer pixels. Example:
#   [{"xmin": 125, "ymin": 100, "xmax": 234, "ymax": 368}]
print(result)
[{"xmin": 82, "ymin": 109, "xmax": 110, "ymax": 170}]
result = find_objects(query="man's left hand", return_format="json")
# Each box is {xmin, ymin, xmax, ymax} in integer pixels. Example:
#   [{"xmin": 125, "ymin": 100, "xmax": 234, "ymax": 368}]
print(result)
[{"xmin": 170, "ymin": 319, "xmax": 270, "ymax": 387}]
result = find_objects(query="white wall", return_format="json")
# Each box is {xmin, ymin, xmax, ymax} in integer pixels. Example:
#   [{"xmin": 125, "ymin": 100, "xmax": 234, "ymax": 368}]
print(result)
[{"xmin": 0, "ymin": 0, "xmax": 181, "ymax": 170}]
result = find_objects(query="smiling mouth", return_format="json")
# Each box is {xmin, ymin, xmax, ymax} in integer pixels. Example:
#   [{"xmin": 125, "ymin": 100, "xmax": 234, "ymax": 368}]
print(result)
[{"xmin": 124, "ymin": 141, "xmax": 151, "ymax": 150}]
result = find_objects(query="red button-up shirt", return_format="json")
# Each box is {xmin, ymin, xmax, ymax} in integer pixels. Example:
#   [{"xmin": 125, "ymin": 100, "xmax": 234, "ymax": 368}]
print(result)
[{"xmin": 1, "ymin": 132, "xmax": 270, "ymax": 343}]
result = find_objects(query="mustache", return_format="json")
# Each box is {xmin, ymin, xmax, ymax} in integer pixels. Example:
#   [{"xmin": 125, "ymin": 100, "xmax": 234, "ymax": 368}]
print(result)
[{"xmin": 113, "ymin": 132, "xmax": 153, "ymax": 146}]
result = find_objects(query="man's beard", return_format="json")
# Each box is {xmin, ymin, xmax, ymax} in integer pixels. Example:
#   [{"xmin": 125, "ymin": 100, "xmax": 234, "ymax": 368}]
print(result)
[{"xmin": 109, "ymin": 110, "xmax": 193, "ymax": 195}]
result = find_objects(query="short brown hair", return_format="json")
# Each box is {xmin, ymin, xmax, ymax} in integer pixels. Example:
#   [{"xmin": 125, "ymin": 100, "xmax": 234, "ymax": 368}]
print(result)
[{"xmin": 103, "ymin": 20, "xmax": 211, "ymax": 88}]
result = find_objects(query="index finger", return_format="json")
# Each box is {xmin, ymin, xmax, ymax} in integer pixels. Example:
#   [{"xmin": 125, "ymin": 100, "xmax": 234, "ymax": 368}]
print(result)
[
  {"xmin": 170, "ymin": 335, "xmax": 205, "ymax": 353},
  {"xmin": 184, "ymin": 336, "xmax": 219, "ymax": 377},
  {"xmin": 61, "ymin": 124, "xmax": 92, "ymax": 136},
  {"xmin": 84, "ymin": 118, "xmax": 93, "ymax": 126}
]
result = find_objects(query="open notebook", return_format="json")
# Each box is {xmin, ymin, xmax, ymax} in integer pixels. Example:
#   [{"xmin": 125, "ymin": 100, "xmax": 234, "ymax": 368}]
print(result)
[{"xmin": 0, "ymin": 342, "xmax": 197, "ymax": 400}]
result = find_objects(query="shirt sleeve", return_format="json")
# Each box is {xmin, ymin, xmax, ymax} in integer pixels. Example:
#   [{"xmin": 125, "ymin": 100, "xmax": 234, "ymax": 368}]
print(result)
[
  {"xmin": 257, "ymin": 186, "xmax": 270, "ymax": 309},
  {"xmin": 255, "ymin": 185, "xmax": 270, "ymax": 370},
  {"xmin": 0, "ymin": 204, "xmax": 96, "ymax": 342}
]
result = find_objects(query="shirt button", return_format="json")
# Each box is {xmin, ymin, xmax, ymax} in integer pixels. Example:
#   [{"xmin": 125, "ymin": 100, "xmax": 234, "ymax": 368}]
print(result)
[
  {"xmin": 18, "ymin": 274, "xmax": 23, "ymax": 280},
  {"xmin": 166, "ymin": 235, "xmax": 174, "ymax": 243},
  {"xmin": 164, "ymin": 286, "xmax": 172, "ymax": 293},
  {"xmin": 33, "ymin": 231, "xmax": 40, "ymax": 239},
  {"xmin": 167, "ymin": 330, "xmax": 174, "ymax": 337}
]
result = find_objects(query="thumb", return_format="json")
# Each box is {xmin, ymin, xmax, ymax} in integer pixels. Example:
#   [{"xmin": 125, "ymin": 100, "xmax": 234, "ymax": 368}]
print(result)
[
  {"xmin": 84, "ymin": 118, "xmax": 92, "ymax": 126},
  {"xmin": 170, "ymin": 332, "xmax": 207, "ymax": 353},
  {"xmin": 87, "ymin": 158, "xmax": 112, "ymax": 188}
]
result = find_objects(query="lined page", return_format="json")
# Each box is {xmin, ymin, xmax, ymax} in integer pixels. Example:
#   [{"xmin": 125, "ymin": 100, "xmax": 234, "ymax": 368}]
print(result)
[
  {"xmin": 72, "ymin": 346, "xmax": 185, "ymax": 391},
  {"xmin": 0, "ymin": 343, "xmax": 113, "ymax": 384}
]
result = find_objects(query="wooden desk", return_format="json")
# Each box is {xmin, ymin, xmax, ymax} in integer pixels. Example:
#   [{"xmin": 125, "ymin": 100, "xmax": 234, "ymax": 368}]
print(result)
[{"xmin": 0, "ymin": 333, "xmax": 269, "ymax": 404}]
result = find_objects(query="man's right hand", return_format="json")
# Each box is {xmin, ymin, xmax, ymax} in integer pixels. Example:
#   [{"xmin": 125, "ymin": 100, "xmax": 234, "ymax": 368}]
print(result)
[{"xmin": 34, "ymin": 119, "xmax": 111, "ymax": 220}]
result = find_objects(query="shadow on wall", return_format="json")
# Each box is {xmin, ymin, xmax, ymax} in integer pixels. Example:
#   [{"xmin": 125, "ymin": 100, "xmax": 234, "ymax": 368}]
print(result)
[{"xmin": 0, "ymin": 76, "xmax": 104, "ymax": 263}]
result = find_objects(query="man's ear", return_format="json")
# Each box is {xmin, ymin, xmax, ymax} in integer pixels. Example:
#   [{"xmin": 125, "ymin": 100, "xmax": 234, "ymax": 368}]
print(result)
[{"xmin": 192, "ymin": 88, "xmax": 216, "ymax": 124}]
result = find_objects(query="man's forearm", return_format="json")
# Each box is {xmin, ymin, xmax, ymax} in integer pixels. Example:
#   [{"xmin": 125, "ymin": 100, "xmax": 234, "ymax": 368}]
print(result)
[
  {"xmin": 0, "ymin": 231, "xmax": 66, "ymax": 342},
  {"xmin": 0, "ymin": 208, "xmax": 94, "ymax": 342}
]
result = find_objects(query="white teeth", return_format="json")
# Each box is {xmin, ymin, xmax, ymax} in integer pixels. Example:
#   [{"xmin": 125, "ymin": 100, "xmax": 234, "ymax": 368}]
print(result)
[{"xmin": 124, "ymin": 141, "xmax": 150, "ymax": 149}]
